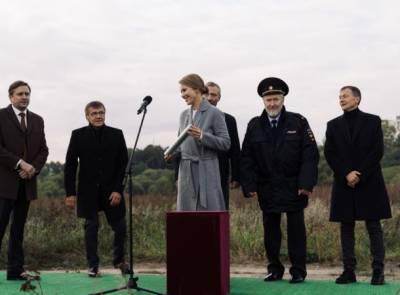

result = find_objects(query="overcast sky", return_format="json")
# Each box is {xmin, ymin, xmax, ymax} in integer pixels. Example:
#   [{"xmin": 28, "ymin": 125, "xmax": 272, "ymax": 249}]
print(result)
[{"xmin": 1, "ymin": 0, "xmax": 399, "ymax": 161}]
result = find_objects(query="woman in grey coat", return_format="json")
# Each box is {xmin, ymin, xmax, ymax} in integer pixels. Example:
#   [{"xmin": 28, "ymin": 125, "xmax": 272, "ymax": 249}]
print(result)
[{"xmin": 173, "ymin": 73, "xmax": 231, "ymax": 211}]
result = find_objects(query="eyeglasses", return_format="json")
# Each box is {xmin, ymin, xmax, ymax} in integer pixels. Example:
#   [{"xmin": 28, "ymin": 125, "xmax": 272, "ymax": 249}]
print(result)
[{"xmin": 89, "ymin": 111, "xmax": 105, "ymax": 117}]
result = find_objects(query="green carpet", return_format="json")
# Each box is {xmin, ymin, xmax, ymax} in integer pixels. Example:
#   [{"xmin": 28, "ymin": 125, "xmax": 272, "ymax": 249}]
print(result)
[{"xmin": 1, "ymin": 272, "xmax": 399, "ymax": 294}]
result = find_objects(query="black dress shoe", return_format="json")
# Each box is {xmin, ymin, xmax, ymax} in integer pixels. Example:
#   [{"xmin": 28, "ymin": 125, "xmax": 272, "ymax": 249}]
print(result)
[
  {"xmin": 114, "ymin": 262, "xmax": 132, "ymax": 275},
  {"xmin": 264, "ymin": 272, "xmax": 283, "ymax": 282},
  {"xmin": 290, "ymin": 272, "xmax": 305, "ymax": 284},
  {"xmin": 371, "ymin": 269, "xmax": 385, "ymax": 285},
  {"xmin": 88, "ymin": 266, "xmax": 101, "ymax": 278},
  {"xmin": 335, "ymin": 270, "xmax": 356, "ymax": 284},
  {"xmin": 7, "ymin": 271, "xmax": 30, "ymax": 281}
]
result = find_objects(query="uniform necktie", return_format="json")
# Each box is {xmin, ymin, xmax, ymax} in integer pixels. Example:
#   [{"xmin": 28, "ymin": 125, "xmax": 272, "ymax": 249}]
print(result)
[
  {"xmin": 19, "ymin": 112, "xmax": 27, "ymax": 132},
  {"xmin": 271, "ymin": 119, "xmax": 278, "ymax": 129}
]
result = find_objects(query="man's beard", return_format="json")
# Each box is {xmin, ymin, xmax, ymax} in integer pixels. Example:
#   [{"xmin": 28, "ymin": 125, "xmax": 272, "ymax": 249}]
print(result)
[{"xmin": 266, "ymin": 105, "xmax": 283, "ymax": 118}]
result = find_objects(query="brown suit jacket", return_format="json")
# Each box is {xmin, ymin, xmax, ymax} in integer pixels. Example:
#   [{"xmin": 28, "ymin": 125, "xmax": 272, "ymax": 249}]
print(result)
[{"xmin": 0, "ymin": 104, "xmax": 49, "ymax": 200}]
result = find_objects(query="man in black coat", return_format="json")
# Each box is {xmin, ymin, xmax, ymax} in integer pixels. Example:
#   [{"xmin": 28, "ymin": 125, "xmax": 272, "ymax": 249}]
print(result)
[
  {"xmin": 0, "ymin": 81, "xmax": 48, "ymax": 280},
  {"xmin": 324, "ymin": 86, "xmax": 391, "ymax": 285},
  {"xmin": 240, "ymin": 77, "xmax": 319, "ymax": 284},
  {"xmin": 64, "ymin": 101, "xmax": 128, "ymax": 277},
  {"xmin": 206, "ymin": 81, "xmax": 241, "ymax": 209}
]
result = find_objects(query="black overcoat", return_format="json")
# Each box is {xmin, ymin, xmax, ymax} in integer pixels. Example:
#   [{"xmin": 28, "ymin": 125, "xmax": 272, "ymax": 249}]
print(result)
[
  {"xmin": 240, "ymin": 107, "xmax": 319, "ymax": 213},
  {"xmin": 218, "ymin": 112, "xmax": 241, "ymax": 183},
  {"xmin": 324, "ymin": 110, "xmax": 392, "ymax": 222},
  {"xmin": 64, "ymin": 125, "xmax": 128, "ymax": 220}
]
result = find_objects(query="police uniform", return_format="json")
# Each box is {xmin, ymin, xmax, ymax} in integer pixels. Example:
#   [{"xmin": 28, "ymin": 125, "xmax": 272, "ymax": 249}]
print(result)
[{"xmin": 240, "ymin": 77, "xmax": 319, "ymax": 282}]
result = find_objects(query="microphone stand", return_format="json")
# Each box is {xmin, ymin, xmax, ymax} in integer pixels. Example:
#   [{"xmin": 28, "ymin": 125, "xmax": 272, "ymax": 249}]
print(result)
[{"xmin": 89, "ymin": 107, "xmax": 164, "ymax": 295}]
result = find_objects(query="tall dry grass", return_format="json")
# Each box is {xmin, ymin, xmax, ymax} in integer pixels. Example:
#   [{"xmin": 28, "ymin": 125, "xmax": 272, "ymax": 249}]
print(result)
[{"xmin": 0, "ymin": 184, "xmax": 399, "ymax": 270}]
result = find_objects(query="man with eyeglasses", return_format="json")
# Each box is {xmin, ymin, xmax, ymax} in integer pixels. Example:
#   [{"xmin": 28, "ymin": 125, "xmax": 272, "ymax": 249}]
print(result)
[
  {"xmin": 64, "ymin": 101, "xmax": 129, "ymax": 277},
  {"xmin": 0, "ymin": 80, "xmax": 48, "ymax": 280},
  {"xmin": 324, "ymin": 86, "xmax": 391, "ymax": 285}
]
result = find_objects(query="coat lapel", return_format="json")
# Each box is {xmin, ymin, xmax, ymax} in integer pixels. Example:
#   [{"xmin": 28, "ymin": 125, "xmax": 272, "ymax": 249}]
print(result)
[
  {"xmin": 192, "ymin": 98, "xmax": 210, "ymax": 126},
  {"xmin": 99, "ymin": 126, "xmax": 109, "ymax": 154},
  {"xmin": 275, "ymin": 108, "xmax": 288, "ymax": 150},
  {"xmin": 338, "ymin": 115, "xmax": 352, "ymax": 145},
  {"xmin": 6, "ymin": 104, "xmax": 24, "ymax": 133},
  {"xmin": 260, "ymin": 110, "xmax": 273, "ymax": 139},
  {"xmin": 350, "ymin": 110, "xmax": 364, "ymax": 143},
  {"xmin": 26, "ymin": 110, "xmax": 34, "ymax": 135},
  {"xmin": 85, "ymin": 126, "xmax": 102, "ymax": 154}
]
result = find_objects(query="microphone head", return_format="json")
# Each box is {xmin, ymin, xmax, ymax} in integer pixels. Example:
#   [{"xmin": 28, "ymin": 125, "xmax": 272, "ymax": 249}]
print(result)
[{"xmin": 144, "ymin": 96, "xmax": 152, "ymax": 104}]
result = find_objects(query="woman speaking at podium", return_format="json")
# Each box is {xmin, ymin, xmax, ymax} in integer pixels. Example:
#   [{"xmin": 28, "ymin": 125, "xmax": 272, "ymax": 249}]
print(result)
[{"xmin": 169, "ymin": 73, "xmax": 230, "ymax": 211}]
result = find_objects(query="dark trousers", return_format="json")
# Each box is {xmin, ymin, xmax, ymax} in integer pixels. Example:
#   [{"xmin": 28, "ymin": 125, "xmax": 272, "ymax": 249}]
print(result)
[
  {"xmin": 0, "ymin": 182, "xmax": 30, "ymax": 274},
  {"xmin": 340, "ymin": 220, "xmax": 385, "ymax": 271},
  {"xmin": 85, "ymin": 212, "xmax": 127, "ymax": 268},
  {"xmin": 263, "ymin": 210, "xmax": 307, "ymax": 277},
  {"xmin": 221, "ymin": 179, "xmax": 229, "ymax": 210}
]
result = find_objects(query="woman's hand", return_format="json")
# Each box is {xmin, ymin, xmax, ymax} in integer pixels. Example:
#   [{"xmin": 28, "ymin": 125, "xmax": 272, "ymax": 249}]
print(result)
[
  {"xmin": 164, "ymin": 154, "xmax": 173, "ymax": 162},
  {"xmin": 188, "ymin": 125, "xmax": 202, "ymax": 140}
]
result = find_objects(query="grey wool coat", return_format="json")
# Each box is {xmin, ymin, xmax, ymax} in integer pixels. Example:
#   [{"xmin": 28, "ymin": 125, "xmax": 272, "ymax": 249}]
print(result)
[{"xmin": 176, "ymin": 99, "xmax": 231, "ymax": 211}]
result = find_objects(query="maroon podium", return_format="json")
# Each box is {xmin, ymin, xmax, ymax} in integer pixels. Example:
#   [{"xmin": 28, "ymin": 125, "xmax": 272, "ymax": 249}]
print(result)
[{"xmin": 166, "ymin": 211, "xmax": 230, "ymax": 295}]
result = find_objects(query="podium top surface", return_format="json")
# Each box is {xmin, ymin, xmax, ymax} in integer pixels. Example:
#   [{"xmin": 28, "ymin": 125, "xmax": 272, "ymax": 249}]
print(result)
[{"xmin": 167, "ymin": 211, "xmax": 229, "ymax": 217}]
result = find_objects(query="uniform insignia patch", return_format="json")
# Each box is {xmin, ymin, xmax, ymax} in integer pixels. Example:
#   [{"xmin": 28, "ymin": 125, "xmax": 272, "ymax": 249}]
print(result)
[{"xmin": 287, "ymin": 130, "xmax": 297, "ymax": 134}]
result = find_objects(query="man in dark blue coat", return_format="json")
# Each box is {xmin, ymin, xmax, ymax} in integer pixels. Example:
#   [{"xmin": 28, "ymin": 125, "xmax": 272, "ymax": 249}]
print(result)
[
  {"xmin": 240, "ymin": 77, "xmax": 319, "ymax": 283},
  {"xmin": 324, "ymin": 86, "xmax": 391, "ymax": 285},
  {"xmin": 64, "ymin": 101, "xmax": 128, "ymax": 277}
]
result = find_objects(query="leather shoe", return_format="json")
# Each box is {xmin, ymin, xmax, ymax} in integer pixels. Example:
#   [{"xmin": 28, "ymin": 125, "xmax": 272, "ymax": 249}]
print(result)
[
  {"xmin": 335, "ymin": 270, "xmax": 356, "ymax": 284},
  {"xmin": 88, "ymin": 266, "xmax": 101, "ymax": 278},
  {"xmin": 264, "ymin": 272, "xmax": 283, "ymax": 282},
  {"xmin": 290, "ymin": 272, "xmax": 305, "ymax": 284},
  {"xmin": 371, "ymin": 269, "xmax": 385, "ymax": 285},
  {"xmin": 7, "ymin": 271, "xmax": 38, "ymax": 281},
  {"xmin": 114, "ymin": 261, "xmax": 132, "ymax": 275}
]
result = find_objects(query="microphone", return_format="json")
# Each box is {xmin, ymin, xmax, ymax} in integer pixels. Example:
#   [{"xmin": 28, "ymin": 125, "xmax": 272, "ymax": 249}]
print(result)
[{"xmin": 137, "ymin": 96, "xmax": 153, "ymax": 114}]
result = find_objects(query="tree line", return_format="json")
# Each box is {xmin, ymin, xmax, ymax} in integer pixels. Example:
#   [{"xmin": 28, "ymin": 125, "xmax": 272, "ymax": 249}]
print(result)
[{"xmin": 38, "ymin": 122, "xmax": 400, "ymax": 197}]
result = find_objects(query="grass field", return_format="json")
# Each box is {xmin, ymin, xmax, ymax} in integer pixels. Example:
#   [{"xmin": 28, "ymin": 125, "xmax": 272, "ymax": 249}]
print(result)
[
  {"xmin": 1, "ymin": 272, "xmax": 400, "ymax": 295},
  {"xmin": 0, "ymin": 185, "xmax": 400, "ymax": 271}
]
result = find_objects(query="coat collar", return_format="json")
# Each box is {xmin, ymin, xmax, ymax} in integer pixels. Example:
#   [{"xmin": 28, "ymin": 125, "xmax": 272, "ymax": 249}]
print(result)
[
  {"xmin": 198, "ymin": 98, "xmax": 211, "ymax": 112},
  {"xmin": 339, "ymin": 108, "xmax": 364, "ymax": 144},
  {"xmin": 260, "ymin": 106, "xmax": 287, "ymax": 129},
  {"xmin": 189, "ymin": 98, "xmax": 211, "ymax": 126},
  {"xmin": 259, "ymin": 106, "xmax": 288, "ymax": 149},
  {"xmin": 6, "ymin": 104, "xmax": 31, "ymax": 134}
]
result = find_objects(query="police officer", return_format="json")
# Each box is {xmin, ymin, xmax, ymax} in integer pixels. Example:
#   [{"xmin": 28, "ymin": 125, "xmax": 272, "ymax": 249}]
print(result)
[
  {"xmin": 240, "ymin": 77, "xmax": 319, "ymax": 283},
  {"xmin": 324, "ymin": 86, "xmax": 391, "ymax": 285}
]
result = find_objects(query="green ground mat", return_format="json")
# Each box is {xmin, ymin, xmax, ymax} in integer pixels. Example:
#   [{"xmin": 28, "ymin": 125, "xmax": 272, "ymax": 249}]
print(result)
[{"xmin": 1, "ymin": 272, "xmax": 400, "ymax": 295}]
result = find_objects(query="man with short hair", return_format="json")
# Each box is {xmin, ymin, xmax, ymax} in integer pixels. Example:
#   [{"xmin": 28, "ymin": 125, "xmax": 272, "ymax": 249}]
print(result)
[
  {"xmin": 240, "ymin": 77, "xmax": 319, "ymax": 283},
  {"xmin": 206, "ymin": 81, "xmax": 241, "ymax": 209},
  {"xmin": 0, "ymin": 80, "xmax": 48, "ymax": 280},
  {"xmin": 64, "ymin": 101, "xmax": 129, "ymax": 277},
  {"xmin": 324, "ymin": 86, "xmax": 391, "ymax": 285}
]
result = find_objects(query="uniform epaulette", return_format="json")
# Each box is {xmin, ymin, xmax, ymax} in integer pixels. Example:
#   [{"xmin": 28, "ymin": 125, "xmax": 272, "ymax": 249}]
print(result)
[
  {"xmin": 247, "ymin": 116, "xmax": 259, "ymax": 129},
  {"xmin": 286, "ymin": 112, "xmax": 306, "ymax": 122},
  {"xmin": 292, "ymin": 112, "xmax": 306, "ymax": 120}
]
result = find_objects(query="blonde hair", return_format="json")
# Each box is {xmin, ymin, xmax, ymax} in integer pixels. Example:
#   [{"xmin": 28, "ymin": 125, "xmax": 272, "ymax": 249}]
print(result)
[{"xmin": 179, "ymin": 74, "xmax": 208, "ymax": 95}]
